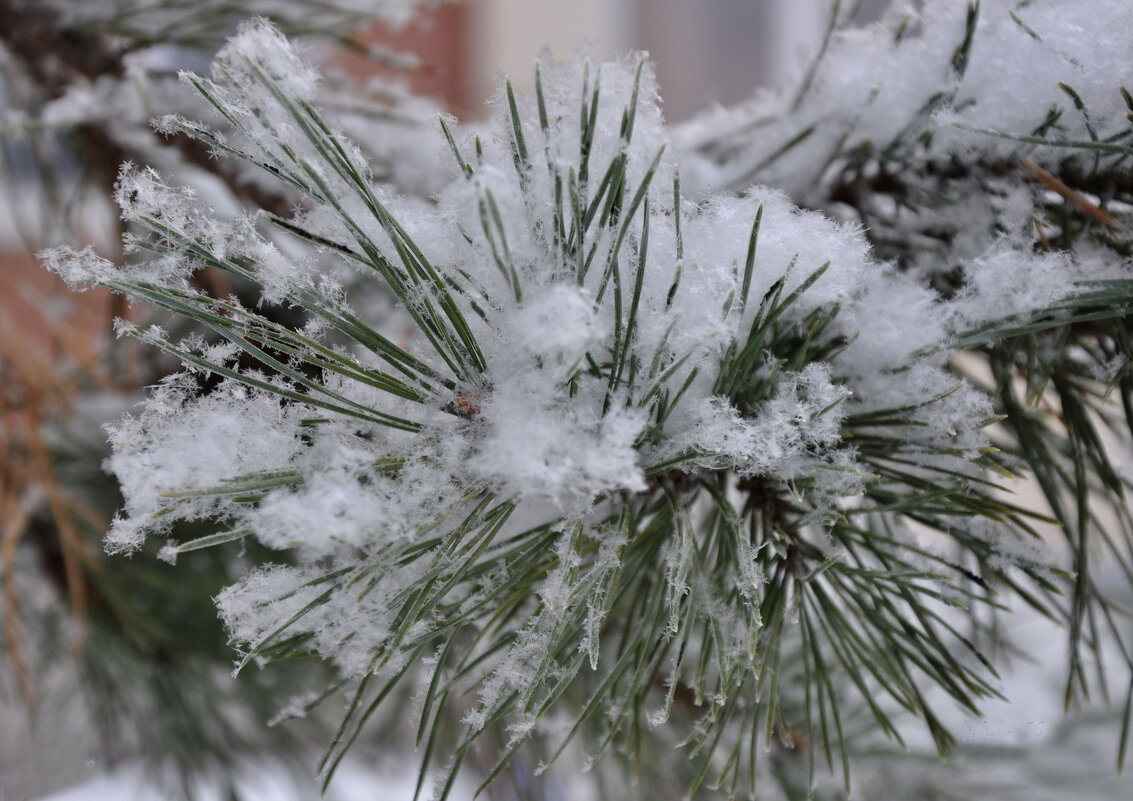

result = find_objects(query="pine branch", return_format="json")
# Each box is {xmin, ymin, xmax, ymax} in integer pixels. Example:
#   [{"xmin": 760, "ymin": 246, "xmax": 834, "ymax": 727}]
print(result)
[{"xmin": 30, "ymin": 4, "xmax": 1133, "ymax": 798}]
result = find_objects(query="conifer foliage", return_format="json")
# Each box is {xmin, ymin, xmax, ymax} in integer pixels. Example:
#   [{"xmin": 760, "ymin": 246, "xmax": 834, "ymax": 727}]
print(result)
[{"xmin": 36, "ymin": 1, "xmax": 1133, "ymax": 797}]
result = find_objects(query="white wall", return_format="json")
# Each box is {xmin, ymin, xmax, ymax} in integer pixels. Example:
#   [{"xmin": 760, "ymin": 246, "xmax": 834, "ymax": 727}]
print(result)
[
  {"xmin": 467, "ymin": 0, "xmax": 636, "ymax": 106},
  {"xmin": 465, "ymin": 0, "xmax": 838, "ymax": 123}
]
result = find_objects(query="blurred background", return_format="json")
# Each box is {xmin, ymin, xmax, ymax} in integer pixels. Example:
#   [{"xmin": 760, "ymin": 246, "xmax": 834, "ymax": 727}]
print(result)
[
  {"xmin": 350, "ymin": 0, "xmax": 893, "ymax": 120},
  {"xmin": 10, "ymin": 2, "xmax": 1129, "ymax": 801}
]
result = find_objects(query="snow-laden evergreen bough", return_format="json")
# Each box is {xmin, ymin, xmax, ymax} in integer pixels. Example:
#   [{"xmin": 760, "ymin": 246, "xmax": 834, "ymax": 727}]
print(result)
[
  {"xmin": 680, "ymin": 2, "xmax": 1133, "ymax": 780},
  {"xmin": 2, "ymin": 0, "xmax": 446, "ymax": 257},
  {"xmin": 43, "ymin": 13, "xmax": 1133, "ymax": 798},
  {"xmin": 677, "ymin": 0, "xmax": 1133, "ymax": 298}
]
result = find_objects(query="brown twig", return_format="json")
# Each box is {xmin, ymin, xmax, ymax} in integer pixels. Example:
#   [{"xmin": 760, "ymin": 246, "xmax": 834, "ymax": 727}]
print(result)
[
  {"xmin": 1020, "ymin": 157, "xmax": 1124, "ymax": 231},
  {"xmin": 1033, "ymin": 216, "xmax": 1052, "ymax": 251},
  {"xmin": 1, "ymin": 484, "xmax": 41, "ymax": 715}
]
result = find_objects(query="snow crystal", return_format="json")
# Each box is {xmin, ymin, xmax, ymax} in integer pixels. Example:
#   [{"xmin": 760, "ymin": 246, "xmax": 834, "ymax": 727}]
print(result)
[{"xmin": 104, "ymin": 373, "xmax": 309, "ymax": 552}]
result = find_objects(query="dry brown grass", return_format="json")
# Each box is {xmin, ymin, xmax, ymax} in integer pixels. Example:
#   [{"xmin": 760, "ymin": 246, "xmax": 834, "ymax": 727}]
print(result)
[{"xmin": 0, "ymin": 255, "xmax": 117, "ymax": 714}]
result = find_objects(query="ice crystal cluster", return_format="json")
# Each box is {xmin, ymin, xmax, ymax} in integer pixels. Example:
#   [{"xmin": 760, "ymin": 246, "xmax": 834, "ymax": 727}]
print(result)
[{"xmin": 40, "ymin": 1, "xmax": 1133, "ymax": 796}]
